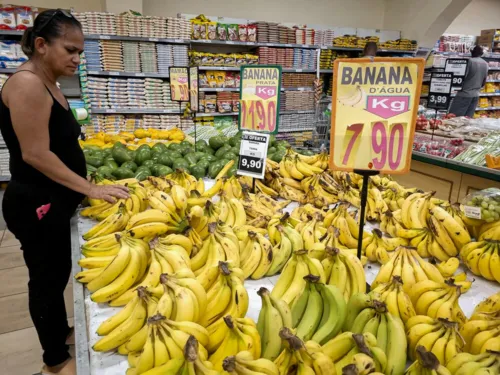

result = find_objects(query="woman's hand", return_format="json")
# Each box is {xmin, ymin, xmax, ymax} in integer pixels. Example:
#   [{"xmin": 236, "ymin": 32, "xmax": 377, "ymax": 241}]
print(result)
[{"xmin": 88, "ymin": 184, "xmax": 130, "ymax": 203}]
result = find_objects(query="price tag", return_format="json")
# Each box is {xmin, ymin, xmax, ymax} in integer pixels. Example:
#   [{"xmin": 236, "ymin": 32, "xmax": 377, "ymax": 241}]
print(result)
[
  {"xmin": 109, "ymin": 71, "xmax": 120, "ymax": 76},
  {"xmin": 105, "ymin": 109, "xmax": 116, "ymax": 113},
  {"xmin": 169, "ymin": 67, "xmax": 189, "ymax": 102},
  {"xmin": 330, "ymin": 58, "xmax": 424, "ymax": 174},
  {"xmin": 428, "ymin": 72, "xmax": 453, "ymax": 110},
  {"xmin": 445, "ymin": 59, "xmax": 468, "ymax": 90},
  {"xmin": 247, "ymin": 42, "xmax": 255, "ymax": 45},
  {"xmin": 238, "ymin": 65, "xmax": 282, "ymax": 134},
  {"xmin": 237, "ymin": 131, "xmax": 269, "ymax": 179},
  {"xmin": 226, "ymin": 41, "xmax": 235, "ymax": 44},
  {"xmin": 295, "ymin": 69, "xmax": 303, "ymax": 72},
  {"xmin": 149, "ymin": 38, "xmax": 159, "ymax": 42},
  {"xmin": 464, "ymin": 205, "xmax": 482, "ymax": 219},
  {"xmin": 174, "ymin": 39, "xmax": 184, "ymax": 43},
  {"xmin": 100, "ymin": 35, "xmax": 111, "ymax": 40},
  {"xmin": 189, "ymin": 66, "xmax": 199, "ymax": 112},
  {"xmin": 285, "ymin": 44, "xmax": 293, "ymax": 47}
]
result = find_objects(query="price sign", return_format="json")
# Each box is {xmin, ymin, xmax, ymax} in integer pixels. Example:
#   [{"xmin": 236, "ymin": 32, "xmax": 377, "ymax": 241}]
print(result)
[
  {"xmin": 189, "ymin": 67, "xmax": 199, "ymax": 112},
  {"xmin": 238, "ymin": 65, "xmax": 281, "ymax": 134},
  {"xmin": 237, "ymin": 131, "xmax": 270, "ymax": 179},
  {"xmin": 428, "ymin": 72, "xmax": 453, "ymax": 110},
  {"xmin": 445, "ymin": 59, "xmax": 468, "ymax": 90},
  {"xmin": 330, "ymin": 58, "xmax": 424, "ymax": 174},
  {"xmin": 169, "ymin": 67, "xmax": 189, "ymax": 102}
]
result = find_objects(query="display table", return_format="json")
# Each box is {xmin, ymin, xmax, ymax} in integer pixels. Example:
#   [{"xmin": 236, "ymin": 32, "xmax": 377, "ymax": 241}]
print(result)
[
  {"xmin": 71, "ymin": 180, "xmax": 500, "ymax": 374},
  {"xmin": 393, "ymin": 152, "xmax": 500, "ymax": 203}
]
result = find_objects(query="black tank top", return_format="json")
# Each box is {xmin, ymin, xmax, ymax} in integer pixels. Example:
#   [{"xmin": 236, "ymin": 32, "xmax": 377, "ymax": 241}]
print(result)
[{"xmin": 0, "ymin": 71, "xmax": 87, "ymax": 202}]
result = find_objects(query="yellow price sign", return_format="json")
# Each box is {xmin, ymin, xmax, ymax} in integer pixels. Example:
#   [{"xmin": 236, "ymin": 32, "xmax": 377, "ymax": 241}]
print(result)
[
  {"xmin": 169, "ymin": 67, "xmax": 189, "ymax": 102},
  {"xmin": 239, "ymin": 65, "xmax": 282, "ymax": 134},
  {"xmin": 330, "ymin": 58, "xmax": 424, "ymax": 174}
]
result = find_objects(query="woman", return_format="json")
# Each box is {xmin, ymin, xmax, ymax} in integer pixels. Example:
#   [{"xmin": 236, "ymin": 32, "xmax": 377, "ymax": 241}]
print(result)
[{"xmin": 0, "ymin": 9, "xmax": 128, "ymax": 375}]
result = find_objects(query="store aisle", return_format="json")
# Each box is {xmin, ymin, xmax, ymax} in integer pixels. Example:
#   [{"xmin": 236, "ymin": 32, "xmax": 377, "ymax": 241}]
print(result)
[{"xmin": 0, "ymin": 226, "xmax": 75, "ymax": 375}]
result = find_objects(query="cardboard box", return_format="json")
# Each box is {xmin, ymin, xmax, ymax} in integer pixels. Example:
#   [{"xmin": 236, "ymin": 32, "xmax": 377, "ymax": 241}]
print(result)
[
  {"xmin": 481, "ymin": 29, "xmax": 498, "ymax": 37},
  {"xmin": 477, "ymin": 35, "xmax": 494, "ymax": 46}
]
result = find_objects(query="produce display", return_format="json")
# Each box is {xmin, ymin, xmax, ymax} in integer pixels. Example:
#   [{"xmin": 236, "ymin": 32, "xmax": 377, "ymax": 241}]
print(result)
[{"xmin": 74, "ymin": 142, "xmax": 500, "ymax": 375}]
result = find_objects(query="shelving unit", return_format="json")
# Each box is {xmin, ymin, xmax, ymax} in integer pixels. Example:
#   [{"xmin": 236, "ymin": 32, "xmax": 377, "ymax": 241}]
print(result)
[
  {"xmin": 91, "ymin": 108, "xmax": 182, "ymax": 114},
  {"xmin": 195, "ymin": 112, "xmax": 239, "ymax": 117},
  {"xmin": 86, "ymin": 71, "xmax": 170, "ymax": 78}
]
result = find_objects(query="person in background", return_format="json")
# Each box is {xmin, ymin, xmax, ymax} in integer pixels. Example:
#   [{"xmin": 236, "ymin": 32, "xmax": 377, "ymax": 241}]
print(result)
[
  {"xmin": 363, "ymin": 41, "xmax": 378, "ymax": 58},
  {"xmin": 0, "ymin": 9, "xmax": 128, "ymax": 375},
  {"xmin": 449, "ymin": 45, "xmax": 489, "ymax": 117}
]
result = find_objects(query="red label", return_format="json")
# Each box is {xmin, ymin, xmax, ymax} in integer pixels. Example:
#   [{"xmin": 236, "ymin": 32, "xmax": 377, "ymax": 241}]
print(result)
[{"xmin": 366, "ymin": 96, "xmax": 410, "ymax": 119}]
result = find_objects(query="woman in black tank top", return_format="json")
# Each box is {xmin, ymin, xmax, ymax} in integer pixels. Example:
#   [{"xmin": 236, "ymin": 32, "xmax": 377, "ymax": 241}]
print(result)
[{"xmin": 0, "ymin": 10, "xmax": 128, "ymax": 375}]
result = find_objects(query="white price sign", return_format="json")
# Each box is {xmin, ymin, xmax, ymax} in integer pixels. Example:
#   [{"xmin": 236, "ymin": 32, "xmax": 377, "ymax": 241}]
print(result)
[{"xmin": 237, "ymin": 131, "xmax": 269, "ymax": 179}]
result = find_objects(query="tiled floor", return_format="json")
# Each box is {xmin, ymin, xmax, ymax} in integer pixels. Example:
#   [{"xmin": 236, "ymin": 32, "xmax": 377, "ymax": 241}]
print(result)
[{"xmin": 0, "ymin": 225, "xmax": 74, "ymax": 375}]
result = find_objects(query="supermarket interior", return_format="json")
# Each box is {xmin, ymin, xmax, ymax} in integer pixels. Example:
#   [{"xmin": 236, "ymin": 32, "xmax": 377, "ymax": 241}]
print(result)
[{"xmin": 0, "ymin": 0, "xmax": 499, "ymax": 374}]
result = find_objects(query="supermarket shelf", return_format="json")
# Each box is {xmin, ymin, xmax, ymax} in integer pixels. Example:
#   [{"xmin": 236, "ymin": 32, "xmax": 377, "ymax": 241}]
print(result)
[
  {"xmin": 91, "ymin": 108, "xmax": 182, "ymax": 114},
  {"xmin": 199, "ymin": 87, "xmax": 312, "ymax": 92},
  {"xmin": 319, "ymin": 69, "xmax": 333, "ymax": 73},
  {"xmin": 479, "ymin": 93, "xmax": 500, "ymax": 96},
  {"xmin": 282, "ymin": 87, "xmax": 313, "ymax": 91},
  {"xmin": 412, "ymin": 151, "xmax": 500, "ymax": 181},
  {"xmin": 85, "ymin": 34, "xmax": 190, "ymax": 44},
  {"xmin": 195, "ymin": 112, "xmax": 238, "ymax": 117},
  {"xmin": 280, "ymin": 110, "xmax": 315, "ymax": 114},
  {"xmin": 282, "ymin": 68, "xmax": 316, "ymax": 73},
  {"xmin": 475, "ymin": 107, "xmax": 500, "ymax": 111},
  {"xmin": 86, "ymin": 71, "xmax": 172, "ymax": 78},
  {"xmin": 487, "ymin": 80, "xmax": 500, "ymax": 83},
  {"xmin": 191, "ymin": 39, "xmax": 319, "ymax": 49},
  {"xmin": 0, "ymin": 68, "xmax": 16, "ymax": 74},
  {"xmin": 0, "ymin": 30, "xmax": 23, "ymax": 36},
  {"xmin": 279, "ymin": 127, "xmax": 314, "ymax": 132},
  {"xmin": 196, "ymin": 66, "xmax": 316, "ymax": 73},
  {"xmin": 489, "ymin": 67, "xmax": 500, "ymax": 71},
  {"xmin": 0, "ymin": 176, "xmax": 10, "ymax": 182},
  {"xmin": 321, "ymin": 45, "xmax": 416, "ymax": 53}
]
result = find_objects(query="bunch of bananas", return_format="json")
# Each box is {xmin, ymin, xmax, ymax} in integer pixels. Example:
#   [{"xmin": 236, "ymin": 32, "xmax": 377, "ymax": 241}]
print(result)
[
  {"xmin": 239, "ymin": 230, "xmax": 274, "ymax": 279},
  {"xmin": 93, "ymin": 286, "xmax": 155, "ymax": 352},
  {"xmin": 83, "ymin": 203, "xmax": 131, "ymax": 240},
  {"xmin": 192, "ymin": 223, "xmax": 240, "ymax": 276},
  {"xmin": 323, "ymin": 203, "xmax": 371, "ymax": 250},
  {"xmin": 127, "ymin": 315, "xmax": 209, "ymax": 374},
  {"xmin": 321, "ymin": 247, "xmax": 367, "ymax": 302},
  {"xmin": 471, "ymin": 291, "xmax": 500, "ymax": 317},
  {"xmin": 295, "ymin": 214, "xmax": 328, "ymax": 256},
  {"xmin": 222, "ymin": 351, "xmax": 279, "ymax": 375},
  {"xmin": 319, "ymin": 331, "xmax": 388, "ymax": 374},
  {"xmin": 219, "ymin": 176, "xmax": 244, "ymax": 199},
  {"xmin": 273, "ymin": 328, "xmax": 337, "ymax": 375},
  {"xmin": 301, "ymin": 173, "xmax": 340, "ymax": 208},
  {"xmin": 371, "ymin": 246, "xmax": 444, "ymax": 293},
  {"xmin": 461, "ymin": 239, "xmax": 500, "ymax": 283},
  {"xmin": 257, "ymin": 287, "xmax": 292, "ymax": 361},
  {"xmin": 434, "ymin": 257, "xmax": 460, "ymax": 278},
  {"xmin": 409, "ymin": 280, "xmax": 467, "ymax": 324},
  {"xmin": 266, "ymin": 214, "xmax": 302, "ymax": 275},
  {"xmin": 369, "ymin": 276, "xmax": 416, "ymax": 323},
  {"xmin": 271, "ymin": 250, "xmax": 326, "ymax": 305},
  {"xmin": 446, "ymin": 351, "xmax": 500, "ymax": 375},
  {"xmin": 401, "ymin": 192, "xmax": 436, "ymax": 230},
  {"xmin": 406, "ymin": 316, "xmax": 464, "ymax": 365},
  {"xmin": 138, "ymin": 336, "xmax": 215, "ymax": 375},
  {"xmin": 405, "ymin": 346, "xmax": 451, "ymax": 375},
  {"xmin": 343, "ymin": 294, "xmax": 407, "ymax": 375},
  {"xmin": 162, "ymin": 169, "xmax": 200, "ymax": 192},
  {"xmin": 151, "ymin": 238, "xmax": 192, "ymax": 277},
  {"xmin": 207, "ymin": 316, "xmax": 261, "ymax": 371},
  {"xmin": 290, "ymin": 275, "xmax": 346, "ymax": 344},
  {"xmin": 217, "ymin": 196, "xmax": 247, "ymax": 227},
  {"xmin": 478, "ymin": 220, "xmax": 500, "ymax": 241},
  {"xmin": 79, "ymin": 231, "xmax": 121, "ymax": 258},
  {"xmin": 146, "ymin": 186, "xmax": 191, "ymax": 234},
  {"xmin": 460, "ymin": 310, "xmax": 500, "ymax": 354},
  {"xmin": 365, "ymin": 229, "xmax": 409, "ymax": 264},
  {"xmin": 279, "ymin": 149, "xmax": 328, "ymax": 181},
  {"xmin": 239, "ymin": 189, "xmax": 290, "ymax": 227}
]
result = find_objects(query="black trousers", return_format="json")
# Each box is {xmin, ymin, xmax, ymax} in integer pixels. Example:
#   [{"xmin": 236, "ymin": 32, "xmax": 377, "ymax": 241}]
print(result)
[{"xmin": 3, "ymin": 181, "xmax": 78, "ymax": 367}]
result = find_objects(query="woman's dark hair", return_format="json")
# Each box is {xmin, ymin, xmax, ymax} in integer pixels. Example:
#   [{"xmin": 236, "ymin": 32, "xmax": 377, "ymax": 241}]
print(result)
[{"xmin": 21, "ymin": 9, "xmax": 82, "ymax": 58}]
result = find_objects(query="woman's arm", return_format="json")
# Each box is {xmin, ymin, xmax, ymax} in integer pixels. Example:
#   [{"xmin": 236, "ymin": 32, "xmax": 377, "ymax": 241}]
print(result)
[{"xmin": 6, "ymin": 73, "xmax": 128, "ymax": 202}]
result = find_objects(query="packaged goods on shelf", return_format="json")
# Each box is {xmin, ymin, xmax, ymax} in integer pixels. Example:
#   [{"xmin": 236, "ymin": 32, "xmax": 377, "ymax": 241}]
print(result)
[
  {"xmin": 0, "ymin": 74, "xmax": 8, "ymax": 91},
  {"xmin": 0, "ymin": 40, "xmax": 27, "ymax": 68},
  {"xmin": 282, "ymin": 73, "xmax": 315, "ymax": 88},
  {"xmin": 280, "ymin": 91, "xmax": 315, "ymax": 111},
  {"xmin": 488, "ymin": 61, "xmax": 500, "ymax": 69},
  {"xmin": 413, "ymin": 134, "xmax": 466, "ymax": 158},
  {"xmin": 87, "ymin": 114, "xmax": 187, "ymax": 134},
  {"xmin": 455, "ymin": 131, "xmax": 500, "ymax": 166},
  {"xmin": 0, "ymin": 5, "xmax": 35, "ymax": 30},
  {"xmin": 189, "ymin": 51, "xmax": 258, "ymax": 67},
  {"xmin": 314, "ymin": 29, "xmax": 335, "ymax": 46},
  {"xmin": 435, "ymin": 34, "xmax": 476, "ymax": 53},
  {"xmin": 199, "ymin": 71, "xmax": 240, "ymax": 88},
  {"xmin": 279, "ymin": 112, "xmax": 315, "ymax": 133},
  {"xmin": 258, "ymin": 47, "xmax": 316, "ymax": 69}
]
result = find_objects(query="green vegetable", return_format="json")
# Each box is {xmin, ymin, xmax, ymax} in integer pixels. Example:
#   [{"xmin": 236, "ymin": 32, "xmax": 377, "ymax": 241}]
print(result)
[
  {"xmin": 156, "ymin": 165, "xmax": 173, "ymax": 177},
  {"xmin": 189, "ymin": 164, "xmax": 206, "ymax": 180},
  {"xmin": 194, "ymin": 151, "xmax": 206, "ymax": 160},
  {"xmin": 112, "ymin": 147, "xmax": 131, "ymax": 164},
  {"xmin": 113, "ymin": 142, "xmax": 126, "ymax": 149},
  {"xmin": 204, "ymin": 147, "xmax": 215, "ymax": 155},
  {"xmin": 85, "ymin": 155, "xmax": 103, "ymax": 168},
  {"xmin": 112, "ymin": 167, "xmax": 135, "ymax": 180},
  {"xmin": 152, "ymin": 143, "xmax": 168, "ymax": 154},
  {"xmin": 86, "ymin": 164, "xmax": 97, "ymax": 174},
  {"xmin": 103, "ymin": 149, "xmax": 112, "ymax": 158},
  {"xmin": 196, "ymin": 159, "xmax": 210, "ymax": 169},
  {"xmin": 184, "ymin": 153, "xmax": 199, "ymax": 166},
  {"xmin": 231, "ymin": 146, "xmax": 241, "ymax": 155},
  {"xmin": 137, "ymin": 144, "xmax": 151, "ymax": 152},
  {"xmin": 169, "ymin": 143, "xmax": 182, "ymax": 152},
  {"xmin": 91, "ymin": 150, "xmax": 104, "ymax": 160},
  {"xmin": 199, "ymin": 154, "xmax": 217, "ymax": 163},
  {"xmin": 271, "ymin": 150, "xmax": 286, "ymax": 162},
  {"xmin": 135, "ymin": 148, "xmax": 152, "ymax": 165},
  {"xmin": 158, "ymin": 153, "xmax": 173, "ymax": 167},
  {"xmin": 180, "ymin": 141, "xmax": 192, "ymax": 147},
  {"xmin": 181, "ymin": 146, "xmax": 195, "ymax": 156},
  {"xmin": 97, "ymin": 166, "xmax": 115, "ymax": 179},
  {"xmin": 209, "ymin": 136, "xmax": 228, "ymax": 150},
  {"xmin": 172, "ymin": 158, "xmax": 190, "ymax": 171},
  {"xmin": 229, "ymin": 136, "xmax": 240, "ymax": 147},
  {"xmin": 83, "ymin": 148, "xmax": 93, "ymax": 156},
  {"xmin": 269, "ymin": 135, "xmax": 276, "ymax": 146},
  {"xmin": 227, "ymin": 164, "xmax": 238, "ymax": 177},
  {"xmin": 142, "ymin": 159, "xmax": 155, "ymax": 169},
  {"xmin": 215, "ymin": 145, "xmax": 232, "ymax": 158},
  {"xmin": 134, "ymin": 168, "xmax": 151, "ymax": 181},
  {"xmin": 208, "ymin": 161, "xmax": 224, "ymax": 179},
  {"xmin": 268, "ymin": 147, "xmax": 277, "ymax": 155},
  {"xmin": 168, "ymin": 151, "xmax": 183, "ymax": 160},
  {"xmin": 121, "ymin": 161, "xmax": 138, "ymax": 172},
  {"xmin": 224, "ymin": 152, "xmax": 238, "ymax": 161},
  {"xmin": 103, "ymin": 160, "xmax": 119, "ymax": 169}
]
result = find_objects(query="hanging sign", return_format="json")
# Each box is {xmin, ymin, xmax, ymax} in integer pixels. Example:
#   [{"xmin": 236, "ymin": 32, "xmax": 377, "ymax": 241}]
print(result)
[
  {"xmin": 169, "ymin": 67, "xmax": 189, "ymax": 102},
  {"xmin": 237, "ymin": 131, "xmax": 270, "ymax": 179},
  {"xmin": 238, "ymin": 65, "xmax": 281, "ymax": 134},
  {"xmin": 427, "ymin": 72, "xmax": 453, "ymax": 110},
  {"xmin": 330, "ymin": 58, "xmax": 424, "ymax": 174},
  {"xmin": 189, "ymin": 67, "xmax": 199, "ymax": 112},
  {"xmin": 445, "ymin": 58, "xmax": 468, "ymax": 90}
]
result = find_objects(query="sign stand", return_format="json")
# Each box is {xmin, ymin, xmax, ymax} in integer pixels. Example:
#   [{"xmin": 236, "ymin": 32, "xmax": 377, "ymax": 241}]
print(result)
[{"xmin": 354, "ymin": 169, "xmax": 379, "ymax": 261}]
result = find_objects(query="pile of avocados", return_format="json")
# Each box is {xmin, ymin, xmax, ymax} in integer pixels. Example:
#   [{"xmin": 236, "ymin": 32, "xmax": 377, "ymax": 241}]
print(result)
[{"xmin": 84, "ymin": 132, "xmax": 312, "ymax": 181}]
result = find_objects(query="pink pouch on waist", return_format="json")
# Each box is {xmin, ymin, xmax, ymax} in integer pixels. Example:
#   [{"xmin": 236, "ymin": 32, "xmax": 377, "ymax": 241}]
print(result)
[{"xmin": 36, "ymin": 203, "xmax": 51, "ymax": 220}]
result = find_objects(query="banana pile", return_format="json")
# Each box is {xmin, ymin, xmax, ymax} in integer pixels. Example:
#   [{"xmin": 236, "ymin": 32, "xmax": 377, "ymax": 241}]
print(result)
[
  {"xmin": 365, "ymin": 229, "xmax": 408, "ymax": 264},
  {"xmin": 239, "ymin": 230, "xmax": 274, "ymax": 279},
  {"xmin": 343, "ymin": 294, "xmax": 407, "ymax": 375},
  {"xmin": 405, "ymin": 346, "xmax": 452, "ymax": 375},
  {"xmin": 461, "ymin": 239, "xmax": 500, "ymax": 282},
  {"xmin": 409, "ymin": 280, "xmax": 467, "ymax": 325},
  {"xmin": 472, "ymin": 291, "xmax": 500, "ymax": 317},
  {"xmin": 222, "ymin": 351, "xmax": 279, "ymax": 375},
  {"xmin": 291, "ymin": 275, "xmax": 347, "ymax": 344},
  {"xmin": 372, "ymin": 246, "xmax": 444, "ymax": 293},
  {"xmin": 319, "ymin": 331, "xmax": 388, "ymax": 374},
  {"xmin": 478, "ymin": 220, "xmax": 500, "ymax": 241},
  {"xmin": 270, "ymin": 250, "xmax": 326, "ymax": 305},
  {"xmin": 406, "ymin": 316, "xmax": 464, "ymax": 365},
  {"xmin": 369, "ymin": 276, "xmax": 416, "ymax": 323},
  {"xmin": 83, "ymin": 203, "xmax": 131, "ymax": 240},
  {"xmin": 321, "ymin": 247, "xmax": 367, "ymax": 302},
  {"xmin": 460, "ymin": 309, "xmax": 500, "ymax": 354},
  {"xmin": 446, "ymin": 351, "xmax": 500, "ymax": 375},
  {"xmin": 266, "ymin": 217, "xmax": 303, "ymax": 275}
]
